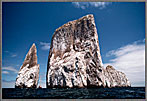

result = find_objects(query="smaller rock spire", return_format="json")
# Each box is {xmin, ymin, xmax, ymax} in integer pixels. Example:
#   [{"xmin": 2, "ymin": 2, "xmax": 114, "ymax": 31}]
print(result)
[
  {"xmin": 104, "ymin": 65, "xmax": 131, "ymax": 87},
  {"xmin": 21, "ymin": 43, "xmax": 37, "ymax": 69},
  {"xmin": 15, "ymin": 43, "xmax": 39, "ymax": 88}
]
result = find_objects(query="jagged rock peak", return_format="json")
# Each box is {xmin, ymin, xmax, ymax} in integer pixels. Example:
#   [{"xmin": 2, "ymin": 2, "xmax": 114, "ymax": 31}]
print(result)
[
  {"xmin": 15, "ymin": 43, "xmax": 39, "ymax": 88},
  {"xmin": 55, "ymin": 14, "xmax": 94, "ymax": 32},
  {"xmin": 21, "ymin": 43, "xmax": 37, "ymax": 69},
  {"xmin": 46, "ymin": 14, "xmax": 104, "ymax": 88}
]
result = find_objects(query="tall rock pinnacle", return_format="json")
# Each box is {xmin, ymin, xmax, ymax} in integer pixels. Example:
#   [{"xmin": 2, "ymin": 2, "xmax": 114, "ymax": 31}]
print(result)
[
  {"xmin": 15, "ymin": 43, "xmax": 39, "ymax": 88},
  {"xmin": 46, "ymin": 14, "xmax": 131, "ymax": 88}
]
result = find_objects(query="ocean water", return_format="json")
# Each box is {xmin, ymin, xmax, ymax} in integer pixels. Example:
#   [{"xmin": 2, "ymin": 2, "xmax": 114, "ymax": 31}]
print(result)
[{"xmin": 2, "ymin": 87, "xmax": 145, "ymax": 99}]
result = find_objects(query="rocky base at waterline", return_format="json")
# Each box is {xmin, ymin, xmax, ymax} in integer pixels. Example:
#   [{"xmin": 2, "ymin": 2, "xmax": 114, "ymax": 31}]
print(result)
[
  {"xmin": 46, "ymin": 14, "xmax": 131, "ymax": 88},
  {"xmin": 2, "ymin": 87, "xmax": 145, "ymax": 99},
  {"xmin": 15, "ymin": 43, "xmax": 39, "ymax": 88}
]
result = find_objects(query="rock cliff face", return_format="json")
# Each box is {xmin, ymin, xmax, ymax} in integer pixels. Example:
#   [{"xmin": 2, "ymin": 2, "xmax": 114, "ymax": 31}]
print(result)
[
  {"xmin": 46, "ymin": 14, "xmax": 131, "ymax": 88},
  {"xmin": 15, "ymin": 43, "xmax": 39, "ymax": 88}
]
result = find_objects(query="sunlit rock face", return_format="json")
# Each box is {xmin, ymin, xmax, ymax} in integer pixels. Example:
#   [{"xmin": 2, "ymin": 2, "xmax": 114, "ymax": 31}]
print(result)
[
  {"xmin": 46, "ymin": 14, "xmax": 131, "ymax": 88},
  {"xmin": 15, "ymin": 43, "xmax": 39, "ymax": 88},
  {"xmin": 104, "ymin": 65, "xmax": 131, "ymax": 87}
]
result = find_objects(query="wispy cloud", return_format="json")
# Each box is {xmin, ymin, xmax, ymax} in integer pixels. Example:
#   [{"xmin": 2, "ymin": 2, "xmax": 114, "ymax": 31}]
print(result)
[
  {"xmin": 16, "ymin": 64, "xmax": 20, "ymax": 67},
  {"xmin": 4, "ymin": 51, "xmax": 9, "ymax": 53},
  {"xmin": 2, "ymin": 66, "xmax": 18, "ymax": 73},
  {"xmin": 2, "ymin": 71, "xmax": 9, "ymax": 74},
  {"xmin": 40, "ymin": 42, "xmax": 50, "ymax": 50},
  {"xmin": 2, "ymin": 80, "xmax": 15, "ymax": 88},
  {"xmin": 11, "ymin": 54, "xmax": 17, "ymax": 57},
  {"xmin": 4, "ymin": 50, "xmax": 17, "ymax": 57},
  {"xmin": 72, "ymin": 2, "xmax": 111, "ymax": 9},
  {"xmin": 104, "ymin": 39, "xmax": 145, "ymax": 87}
]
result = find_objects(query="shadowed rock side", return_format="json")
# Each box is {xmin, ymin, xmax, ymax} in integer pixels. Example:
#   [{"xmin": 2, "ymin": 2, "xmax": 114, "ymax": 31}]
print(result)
[
  {"xmin": 46, "ymin": 14, "xmax": 131, "ymax": 88},
  {"xmin": 15, "ymin": 43, "xmax": 39, "ymax": 88}
]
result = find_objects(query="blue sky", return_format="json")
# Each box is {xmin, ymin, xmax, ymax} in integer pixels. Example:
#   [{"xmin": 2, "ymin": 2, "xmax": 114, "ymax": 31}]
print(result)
[{"xmin": 2, "ymin": 2, "xmax": 145, "ymax": 88}]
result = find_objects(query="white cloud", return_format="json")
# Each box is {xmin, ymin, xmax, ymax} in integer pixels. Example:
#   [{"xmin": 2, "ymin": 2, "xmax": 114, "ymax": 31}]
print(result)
[
  {"xmin": 72, "ymin": 2, "xmax": 111, "ymax": 9},
  {"xmin": 2, "ymin": 66, "xmax": 18, "ymax": 73},
  {"xmin": 104, "ymin": 40, "xmax": 145, "ymax": 87},
  {"xmin": 2, "ymin": 71, "xmax": 9, "ymax": 74},
  {"xmin": 40, "ymin": 42, "xmax": 50, "ymax": 50}
]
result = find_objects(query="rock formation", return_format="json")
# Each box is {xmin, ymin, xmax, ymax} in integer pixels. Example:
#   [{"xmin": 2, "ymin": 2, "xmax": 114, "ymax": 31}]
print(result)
[
  {"xmin": 15, "ymin": 43, "xmax": 39, "ymax": 88},
  {"xmin": 46, "ymin": 14, "xmax": 131, "ymax": 88},
  {"xmin": 104, "ymin": 65, "xmax": 131, "ymax": 87}
]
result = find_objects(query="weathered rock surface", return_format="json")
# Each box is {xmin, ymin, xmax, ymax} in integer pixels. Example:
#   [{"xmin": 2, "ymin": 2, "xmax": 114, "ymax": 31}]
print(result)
[
  {"xmin": 104, "ymin": 65, "xmax": 131, "ymax": 87},
  {"xmin": 46, "ymin": 14, "xmax": 131, "ymax": 88},
  {"xmin": 15, "ymin": 43, "xmax": 39, "ymax": 88}
]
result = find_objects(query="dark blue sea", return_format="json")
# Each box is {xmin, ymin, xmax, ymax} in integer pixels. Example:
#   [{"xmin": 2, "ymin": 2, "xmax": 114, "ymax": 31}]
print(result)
[{"xmin": 2, "ymin": 87, "xmax": 145, "ymax": 99}]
